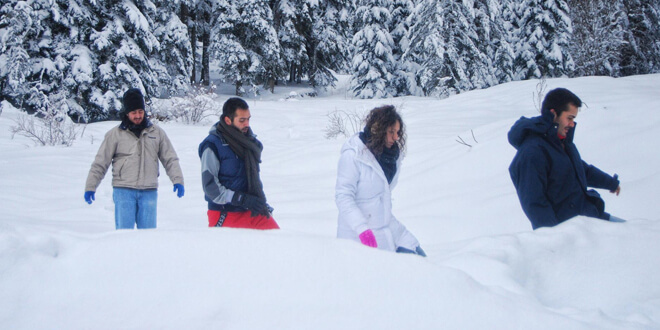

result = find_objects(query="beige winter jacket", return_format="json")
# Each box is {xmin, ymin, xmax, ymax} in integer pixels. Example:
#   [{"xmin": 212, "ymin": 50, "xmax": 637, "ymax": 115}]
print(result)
[{"xmin": 85, "ymin": 123, "xmax": 184, "ymax": 192}]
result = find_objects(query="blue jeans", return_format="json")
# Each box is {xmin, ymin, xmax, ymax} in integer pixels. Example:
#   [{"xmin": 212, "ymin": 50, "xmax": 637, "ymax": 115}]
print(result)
[{"xmin": 113, "ymin": 187, "xmax": 158, "ymax": 229}]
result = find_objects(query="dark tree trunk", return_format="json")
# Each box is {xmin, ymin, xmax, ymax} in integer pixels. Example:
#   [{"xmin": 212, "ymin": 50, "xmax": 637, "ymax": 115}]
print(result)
[
  {"xmin": 201, "ymin": 30, "xmax": 210, "ymax": 86},
  {"xmin": 180, "ymin": 3, "xmax": 197, "ymax": 84}
]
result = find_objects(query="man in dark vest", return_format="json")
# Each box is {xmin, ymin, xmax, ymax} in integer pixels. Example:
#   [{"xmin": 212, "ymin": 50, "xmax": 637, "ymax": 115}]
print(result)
[
  {"xmin": 198, "ymin": 97, "xmax": 279, "ymax": 229},
  {"xmin": 508, "ymin": 88, "xmax": 623, "ymax": 229}
]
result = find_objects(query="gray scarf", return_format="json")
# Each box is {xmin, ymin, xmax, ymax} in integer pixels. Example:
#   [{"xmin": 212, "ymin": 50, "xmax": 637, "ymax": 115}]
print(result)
[{"xmin": 216, "ymin": 119, "xmax": 265, "ymax": 200}]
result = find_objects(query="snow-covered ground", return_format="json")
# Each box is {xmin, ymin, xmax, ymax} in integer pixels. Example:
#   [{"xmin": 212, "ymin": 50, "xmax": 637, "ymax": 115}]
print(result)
[{"xmin": 1, "ymin": 74, "xmax": 659, "ymax": 329}]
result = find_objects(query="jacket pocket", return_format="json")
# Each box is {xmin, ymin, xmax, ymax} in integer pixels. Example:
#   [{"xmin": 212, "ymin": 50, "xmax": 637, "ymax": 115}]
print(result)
[
  {"xmin": 116, "ymin": 156, "xmax": 140, "ymax": 183},
  {"xmin": 356, "ymin": 195, "xmax": 385, "ymax": 227},
  {"xmin": 112, "ymin": 158, "xmax": 127, "ymax": 179},
  {"xmin": 144, "ymin": 135, "xmax": 159, "ymax": 159}
]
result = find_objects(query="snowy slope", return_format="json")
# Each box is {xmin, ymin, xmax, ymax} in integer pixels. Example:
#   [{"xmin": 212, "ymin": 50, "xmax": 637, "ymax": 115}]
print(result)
[{"xmin": 0, "ymin": 74, "xmax": 659, "ymax": 329}]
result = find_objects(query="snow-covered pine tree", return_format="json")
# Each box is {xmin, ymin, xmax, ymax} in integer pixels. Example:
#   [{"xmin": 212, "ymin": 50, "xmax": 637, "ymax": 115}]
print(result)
[
  {"xmin": 1, "ymin": 0, "xmax": 194, "ymax": 121},
  {"xmin": 0, "ymin": 0, "xmax": 188, "ymax": 124},
  {"xmin": 468, "ymin": 0, "xmax": 499, "ymax": 88},
  {"xmin": 513, "ymin": 0, "xmax": 575, "ymax": 80},
  {"xmin": 83, "ymin": 0, "xmax": 160, "ymax": 119},
  {"xmin": 178, "ymin": 0, "xmax": 198, "ymax": 84},
  {"xmin": 406, "ymin": 0, "xmax": 491, "ymax": 97},
  {"xmin": 568, "ymin": 0, "xmax": 626, "ymax": 76},
  {"xmin": 350, "ymin": 0, "xmax": 396, "ymax": 99},
  {"xmin": 0, "ymin": 0, "xmax": 94, "ymax": 121},
  {"xmin": 619, "ymin": 0, "xmax": 660, "ymax": 75},
  {"xmin": 389, "ymin": 0, "xmax": 415, "ymax": 96},
  {"xmin": 84, "ymin": 0, "xmax": 193, "ymax": 119},
  {"xmin": 474, "ymin": 0, "xmax": 513, "ymax": 85},
  {"xmin": 0, "ymin": 0, "xmax": 39, "ymax": 111},
  {"xmin": 60, "ymin": 0, "xmax": 103, "ymax": 121},
  {"xmin": 0, "ymin": 0, "xmax": 89, "ymax": 144},
  {"xmin": 406, "ymin": 0, "xmax": 448, "ymax": 97},
  {"xmin": 306, "ymin": 0, "xmax": 354, "ymax": 90},
  {"xmin": 496, "ymin": 0, "xmax": 518, "ymax": 83},
  {"xmin": 211, "ymin": 0, "xmax": 282, "ymax": 95},
  {"xmin": 272, "ymin": 0, "xmax": 308, "ymax": 84},
  {"xmin": 151, "ymin": 0, "xmax": 193, "ymax": 94},
  {"xmin": 245, "ymin": 0, "xmax": 284, "ymax": 93},
  {"xmin": 118, "ymin": 1, "xmax": 163, "ymax": 92},
  {"xmin": 182, "ymin": 0, "xmax": 213, "ymax": 86},
  {"xmin": 209, "ymin": 0, "xmax": 244, "ymax": 95}
]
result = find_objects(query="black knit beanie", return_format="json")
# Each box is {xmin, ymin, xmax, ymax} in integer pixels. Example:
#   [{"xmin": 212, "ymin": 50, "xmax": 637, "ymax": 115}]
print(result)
[{"xmin": 122, "ymin": 88, "xmax": 145, "ymax": 115}]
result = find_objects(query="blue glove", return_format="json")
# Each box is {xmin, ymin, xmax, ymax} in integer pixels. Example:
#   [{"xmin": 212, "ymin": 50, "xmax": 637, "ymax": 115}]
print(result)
[
  {"xmin": 173, "ymin": 184, "xmax": 184, "ymax": 198},
  {"xmin": 84, "ymin": 191, "xmax": 95, "ymax": 204}
]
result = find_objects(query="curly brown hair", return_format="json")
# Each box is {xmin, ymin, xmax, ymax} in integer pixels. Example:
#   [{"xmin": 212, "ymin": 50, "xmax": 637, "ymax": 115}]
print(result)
[{"xmin": 363, "ymin": 105, "xmax": 406, "ymax": 155}]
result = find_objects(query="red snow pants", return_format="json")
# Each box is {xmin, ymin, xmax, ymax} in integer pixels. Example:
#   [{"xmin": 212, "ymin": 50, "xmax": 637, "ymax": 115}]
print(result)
[{"xmin": 207, "ymin": 210, "xmax": 279, "ymax": 230}]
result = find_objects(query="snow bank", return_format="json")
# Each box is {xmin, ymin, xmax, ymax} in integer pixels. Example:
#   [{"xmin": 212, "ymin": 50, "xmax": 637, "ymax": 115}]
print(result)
[{"xmin": 1, "ymin": 74, "xmax": 659, "ymax": 329}]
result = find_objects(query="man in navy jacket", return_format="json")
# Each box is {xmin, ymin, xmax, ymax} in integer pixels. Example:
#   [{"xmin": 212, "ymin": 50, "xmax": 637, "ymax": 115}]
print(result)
[
  {"xmin": 508, "ymin": 88, "xmax": 622, "ymax": 229},
  {"xmin": 198, "ymin": 97, "xmax": 279, "ymax": 229}
]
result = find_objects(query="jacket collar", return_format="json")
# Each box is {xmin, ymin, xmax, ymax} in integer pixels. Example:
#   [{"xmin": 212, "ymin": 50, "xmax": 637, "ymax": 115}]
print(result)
[
  {"xmin": 119, "ymin": 117, "xmax": 153, "ymax": 130},
  {"xmin": 343, "ymin": 134, "xmax": 402, "ymax": 186}
]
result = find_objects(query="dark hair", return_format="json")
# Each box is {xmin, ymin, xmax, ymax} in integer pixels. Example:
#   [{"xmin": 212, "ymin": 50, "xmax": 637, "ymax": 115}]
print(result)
[
  {"xmin": 541, "ymin": 88, "xmax": 582, "ymax": 117},
  {"xmin": 363, "ymin": 105, "xmax": 406, "ymax": 155},
  {"xmin": 222, "ymin": 97, "xmax": 249, "ymax": 120}
]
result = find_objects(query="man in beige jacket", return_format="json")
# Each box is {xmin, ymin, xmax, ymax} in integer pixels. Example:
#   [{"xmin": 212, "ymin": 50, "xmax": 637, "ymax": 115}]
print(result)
[{"xmin": 84, "ymin": 88, "xmax": 184, "ymax": 229}]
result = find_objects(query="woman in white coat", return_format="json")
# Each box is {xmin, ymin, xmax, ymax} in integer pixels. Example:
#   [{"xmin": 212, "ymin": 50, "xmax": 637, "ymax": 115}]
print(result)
[{"xmin": 335, "ymin": 105, "xmax": 425, "ymax": 256}]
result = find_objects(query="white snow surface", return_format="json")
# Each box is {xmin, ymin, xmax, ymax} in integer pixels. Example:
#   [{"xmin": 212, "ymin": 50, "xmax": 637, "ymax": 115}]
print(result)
[{"xmin": 1, "ymin": 74, "xmax": 659, "ymax": 329}]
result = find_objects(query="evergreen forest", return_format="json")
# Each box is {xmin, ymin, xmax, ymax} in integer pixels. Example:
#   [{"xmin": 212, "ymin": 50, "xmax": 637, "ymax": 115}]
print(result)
[{"xmin": 1, "ymin": 0, "xmax": 658, "ymax": 121}]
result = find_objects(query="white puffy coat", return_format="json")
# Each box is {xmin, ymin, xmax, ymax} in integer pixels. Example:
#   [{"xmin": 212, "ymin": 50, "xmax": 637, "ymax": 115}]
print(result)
[{"xmin": 335, "ymin": 134, "xmax": 420, "ymax": 251}]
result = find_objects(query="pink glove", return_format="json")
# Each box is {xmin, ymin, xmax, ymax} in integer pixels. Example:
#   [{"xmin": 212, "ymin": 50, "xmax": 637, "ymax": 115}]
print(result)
[{"xmin": 359, "ymin": 229, "xmax": 378, "ymax": 248}]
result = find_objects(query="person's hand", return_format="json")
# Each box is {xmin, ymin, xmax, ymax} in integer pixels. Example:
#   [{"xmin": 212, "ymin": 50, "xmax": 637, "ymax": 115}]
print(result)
[
  {"xmin": 359, "ymin": 229, "xmax": 377, "ymax": 248},
  {"xmin": 173, "ymin": 184, "xmax": 185, "ymax": 198},
  {"xmin": 84, "ymin": 191, "xmax": 95, "ymax": 204},
  {"xmin": 263, "ymin": 203, "xmax": 274, "ymax": 217},
  {"xmin": 231, "ymin": 192, "xmax": 267, "ymax": 214},
  {"xmin": 610, "ymin": 174, "xmax": 621, "ymax": 196}
]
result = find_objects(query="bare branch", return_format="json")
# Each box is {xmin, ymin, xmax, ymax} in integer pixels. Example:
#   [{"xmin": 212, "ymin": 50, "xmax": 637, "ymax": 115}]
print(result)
[
  {"xmin": 471, "ymin": 129, "xmax": 478, "ymax": 143},
  {"xmin": 324, "ymin": 109, "xmax": 365, "ymax": 139},
  {"xmin": 153, "ymin": 85, "xmax": 220, "ymax": 125},
  {"xmin": 456, "ymin": 136, "xmax": 472, "ymax": 148},
  {"xmin": 456, "ymin": 130, "xmax": 478, "ymax": 148},
  {"xmin": 533, "ymin": 77, "xmax": 548, "ymax": 113},
  {"xmin": 10, "ymin": 113, "xmax": 79, "ymax": 146}
]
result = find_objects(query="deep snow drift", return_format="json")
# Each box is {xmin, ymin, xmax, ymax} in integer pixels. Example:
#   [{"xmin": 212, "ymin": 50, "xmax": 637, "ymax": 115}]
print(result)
[{"xmin": 1, "ymin": 74, "xmax": 659, "ymax": 329}]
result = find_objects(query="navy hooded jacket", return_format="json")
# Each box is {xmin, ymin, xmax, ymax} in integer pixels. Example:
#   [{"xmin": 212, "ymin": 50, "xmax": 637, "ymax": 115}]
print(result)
[{"xmin": 508, "ymin": 112, "xmax": 619, "ymax": 229}]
